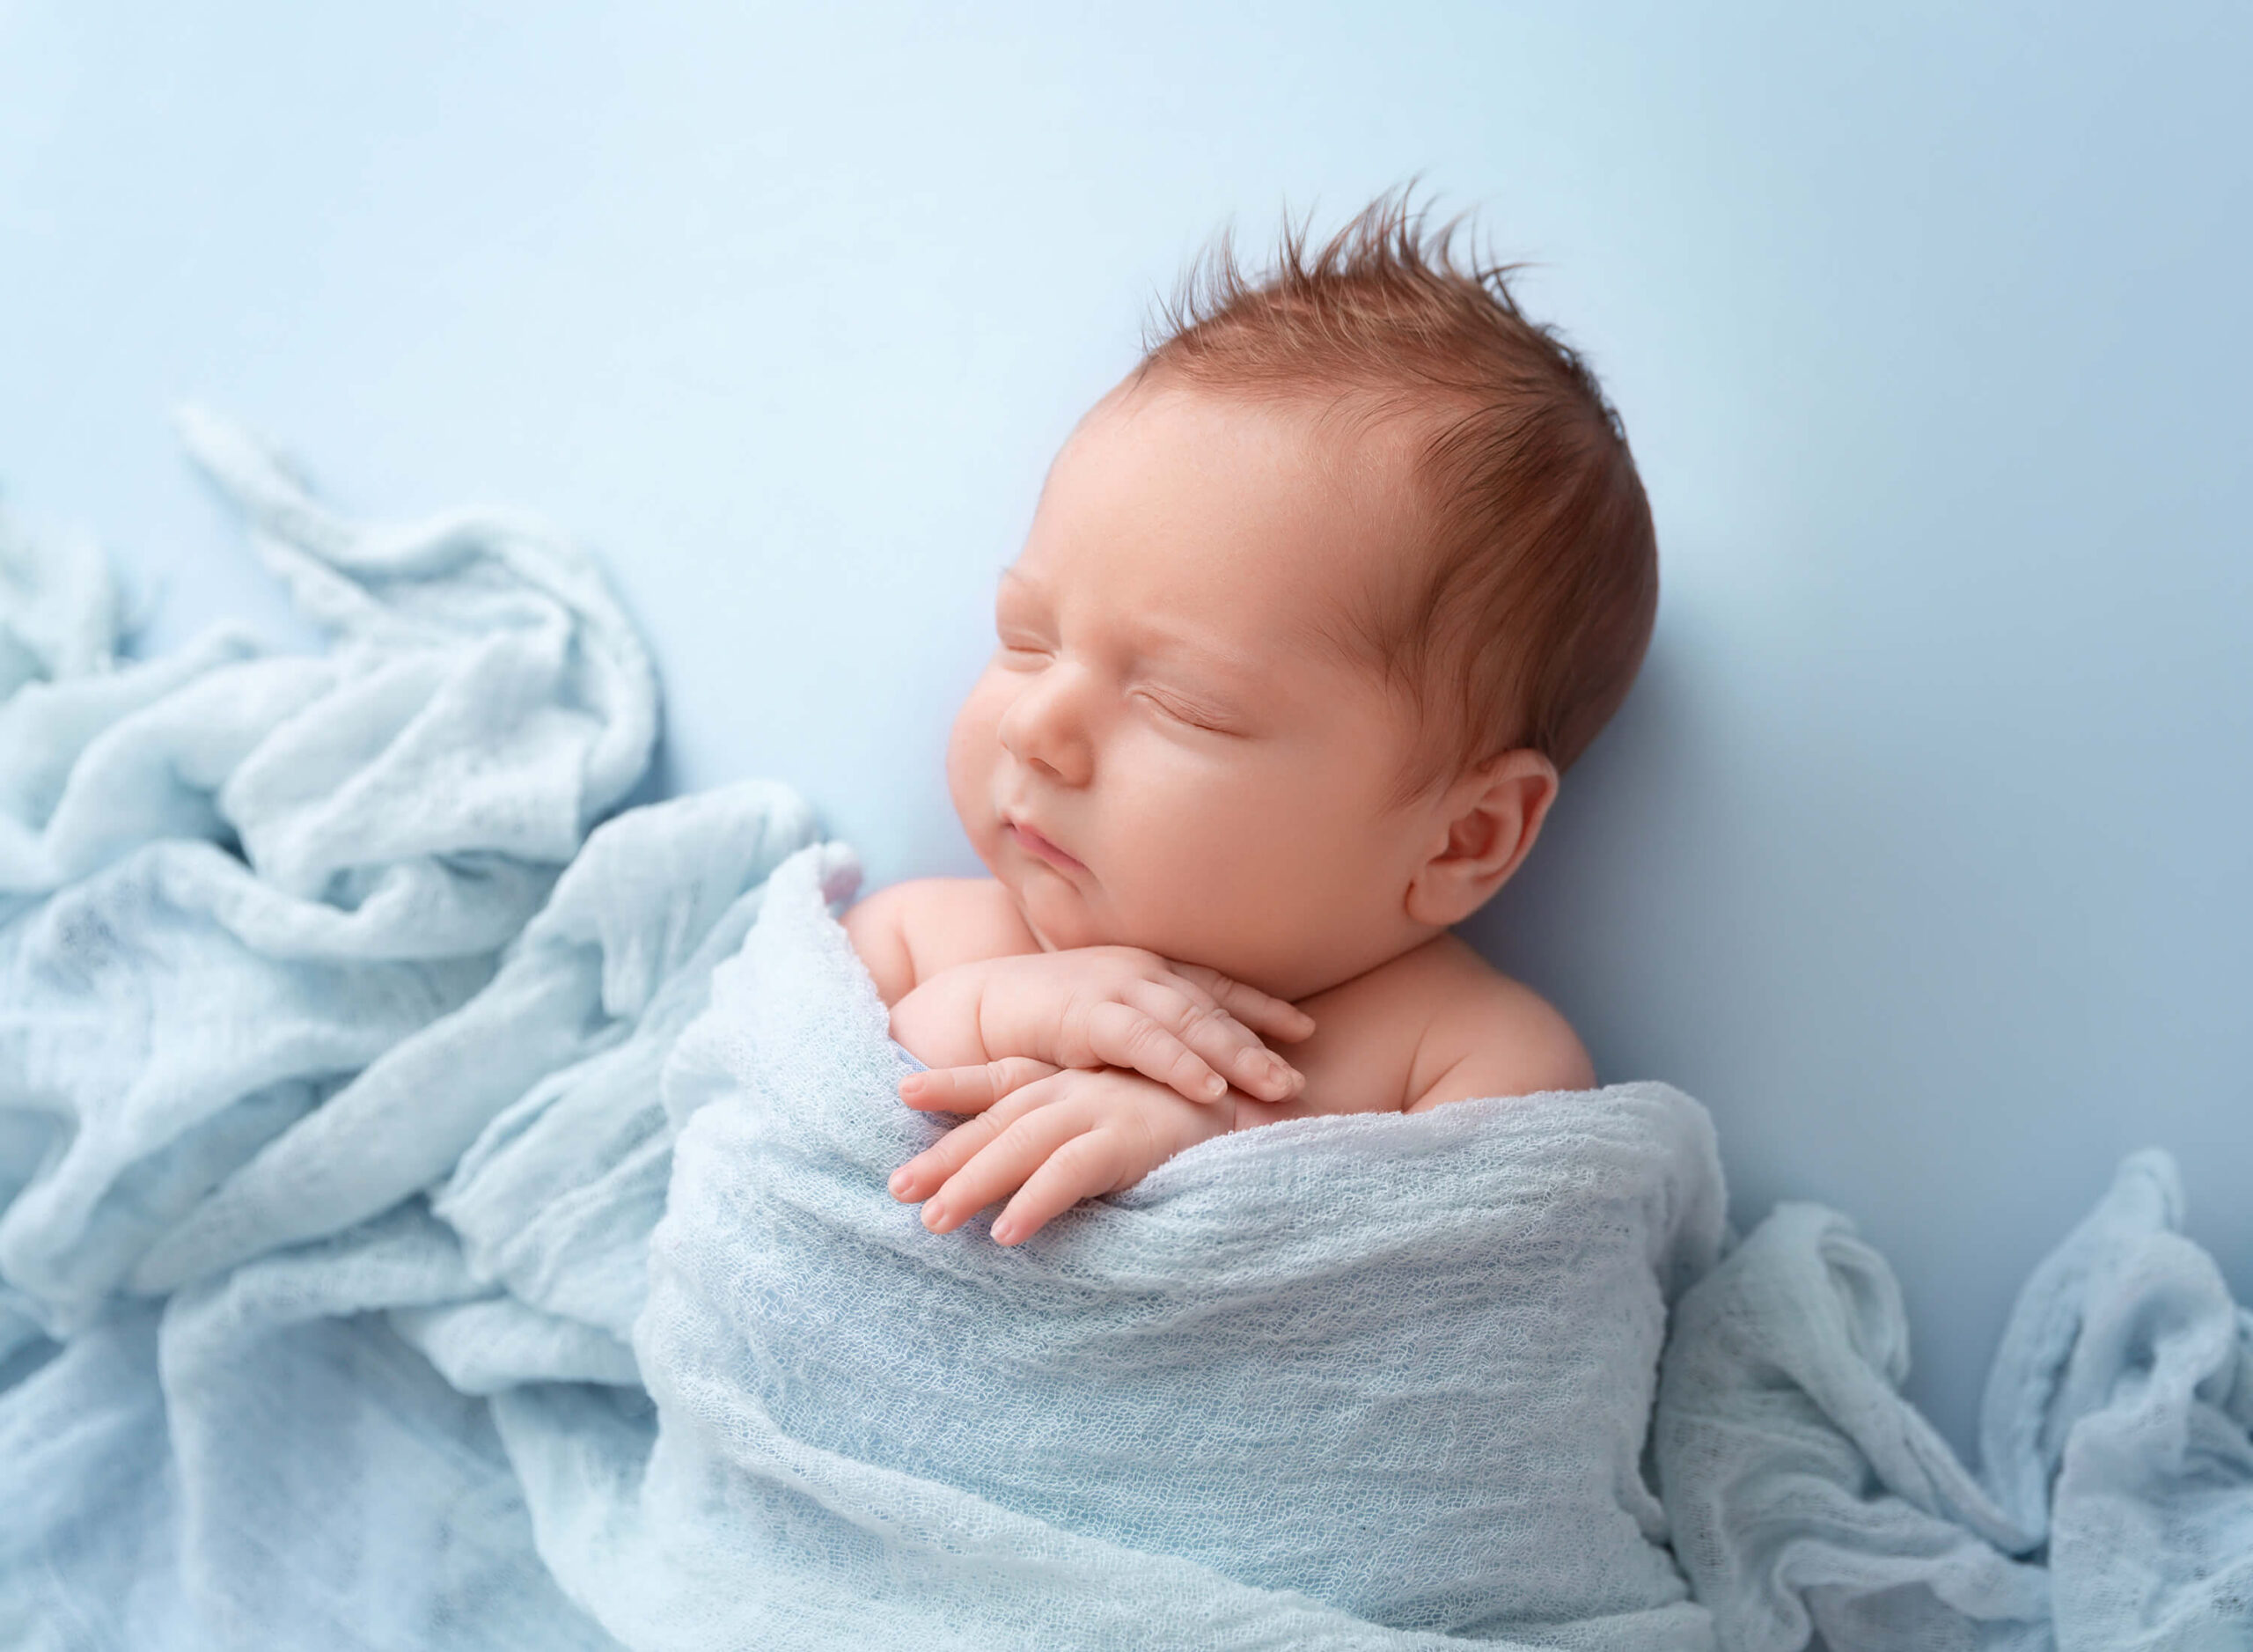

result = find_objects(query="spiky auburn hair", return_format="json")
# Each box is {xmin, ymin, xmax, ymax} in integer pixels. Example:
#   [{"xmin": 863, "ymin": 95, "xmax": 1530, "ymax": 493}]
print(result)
[{"xmin": 1139, "ymin": 192, "xmax": 1657, "ymax": 791}]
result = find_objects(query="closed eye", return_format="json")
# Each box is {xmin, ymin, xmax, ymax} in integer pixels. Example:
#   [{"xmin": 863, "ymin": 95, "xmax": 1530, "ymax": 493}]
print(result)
[{"xmin": 1134, "ymin": 687, "xmax": 1238, "ymax": 735}]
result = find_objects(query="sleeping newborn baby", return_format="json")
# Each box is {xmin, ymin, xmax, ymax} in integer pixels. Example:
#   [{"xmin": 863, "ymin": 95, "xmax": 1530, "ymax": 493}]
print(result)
[{"xmin": 847, "ymin": 198, "xmax": 1656, "ymax": 1245}]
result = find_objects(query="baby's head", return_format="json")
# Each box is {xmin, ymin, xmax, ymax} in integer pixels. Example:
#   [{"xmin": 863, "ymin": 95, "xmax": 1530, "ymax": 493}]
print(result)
[{"xmin": 950, "ymin": 196, "xmax": 1655, "ymax": 1000}]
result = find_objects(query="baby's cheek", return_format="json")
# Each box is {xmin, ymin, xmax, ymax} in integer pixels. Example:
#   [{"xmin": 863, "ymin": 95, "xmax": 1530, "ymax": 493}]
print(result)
[
  {"xmin": 1173, "ymin": 790, "xmax": 1351, "ymax": 948},
  {"xmin": 1107, "ymin": 804, "xmax": 1270, "ymax": 952},
  {"xmin": 944, "ymin": 690, "xmax": 1002, "ymax": 831}
]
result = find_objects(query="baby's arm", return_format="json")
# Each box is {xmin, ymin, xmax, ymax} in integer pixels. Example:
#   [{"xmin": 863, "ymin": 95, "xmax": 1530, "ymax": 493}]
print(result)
[
  {"xmin": 840, "ymin": 877, "xmax": 1024, "ymax": 1008},
  {"xmin": 844, "ymin": 879, "xmax": 1311, "ymax": 1106},
  {"xmin": 890, "ymin": 950, "xmax": 1310, "ymax": 1106},
  {"xmin": 892, "ymin": 937, "xmax": 1592, "ymax": 1245}
]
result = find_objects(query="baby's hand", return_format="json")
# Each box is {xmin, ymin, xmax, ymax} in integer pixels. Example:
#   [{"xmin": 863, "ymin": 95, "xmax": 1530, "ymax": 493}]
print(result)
[
  {"xmin": 888, "ymin": 1065, "xmax": 1235, "ymax": 1245},
  {"xmin": 889, "ymin": 946, "xmax": 1313, "ymax": 1110}
]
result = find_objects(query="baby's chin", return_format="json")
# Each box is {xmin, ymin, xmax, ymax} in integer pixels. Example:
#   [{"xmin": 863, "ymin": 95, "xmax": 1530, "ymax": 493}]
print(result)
[
  {"xmin": 986, "ymin": 835, "xmax": 1269, "ymax": 973},
  {"xmin": 994, "ymin": 858, "xmax": 1175, "ymax": 958},
  {"xmin": 1004, "ymin": 872, "xmax": 1264, "ymax": 981},
  {"xmin": 1002, "ymin": 872, "xmax": 1118, "ymax": 954}
]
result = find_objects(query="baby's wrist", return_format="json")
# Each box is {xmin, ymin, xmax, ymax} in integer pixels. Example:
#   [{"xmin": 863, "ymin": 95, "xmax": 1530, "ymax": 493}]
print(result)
[{"xmin": 886, "ymin": 968, "xmax": 996, "ymax": 1070}]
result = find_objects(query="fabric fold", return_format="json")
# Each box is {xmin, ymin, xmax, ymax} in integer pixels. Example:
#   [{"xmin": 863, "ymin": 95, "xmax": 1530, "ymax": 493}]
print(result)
[{"xmin": 1657, "ymin": 1154, "xmax": 2253, "ymax": 1650}]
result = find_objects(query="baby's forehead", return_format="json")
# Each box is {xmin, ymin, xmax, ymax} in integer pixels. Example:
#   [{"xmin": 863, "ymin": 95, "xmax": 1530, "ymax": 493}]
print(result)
[
  {"xmin": 1012, "ymin": 415, "xmax": 1419, "ymax": 687},
  {"xmin": 1041, "ymin": 380, "xmax": 1431, "ymax": 593}
]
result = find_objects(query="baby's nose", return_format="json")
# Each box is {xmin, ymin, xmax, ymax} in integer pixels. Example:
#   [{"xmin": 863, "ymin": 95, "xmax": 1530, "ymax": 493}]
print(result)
[{"xmin": 996, "ymin": 670, "xmax": 1096, "ymax": 786}]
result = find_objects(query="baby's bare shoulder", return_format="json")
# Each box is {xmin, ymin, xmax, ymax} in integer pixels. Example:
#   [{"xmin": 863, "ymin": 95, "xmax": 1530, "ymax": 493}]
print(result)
[
  {"xmin": 1282, "ymin": 936, "xmax": 1590, "ymax": 1117},
  {"xmin": 842, "ymin": 877, "xmax": 1037, "ymax": 1003},
  {"xmin": 1369, "ymin": 936, "xmax": 1596, "ymax": 1110}
]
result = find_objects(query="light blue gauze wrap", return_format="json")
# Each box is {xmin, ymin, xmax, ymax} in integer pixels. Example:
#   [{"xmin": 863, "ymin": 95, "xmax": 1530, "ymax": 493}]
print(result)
[
  {"xmin": 3, "ymin": 414, "xmax": 2250, "ymax": 1652},
  {"xmin": 501, "ymin": 841, "xmax": 1728, "ymax": 1650}
]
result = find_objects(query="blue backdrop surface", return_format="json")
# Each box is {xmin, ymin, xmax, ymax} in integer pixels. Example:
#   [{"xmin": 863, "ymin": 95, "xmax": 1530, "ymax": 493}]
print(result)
[{"xmin": 3, "ymin": 0, "xmax": 2247, "ymax": 1457}]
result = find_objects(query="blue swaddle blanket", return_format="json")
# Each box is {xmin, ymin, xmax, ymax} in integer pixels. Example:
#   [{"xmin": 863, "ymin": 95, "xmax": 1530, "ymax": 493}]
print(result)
[
  {"xmin": 488, "ymin": 843, "xmax": 1726, "ymax": 1649},
  {"xmin": 2, "ymin": 415, "xmax": 2249, "ymax": 1650}
]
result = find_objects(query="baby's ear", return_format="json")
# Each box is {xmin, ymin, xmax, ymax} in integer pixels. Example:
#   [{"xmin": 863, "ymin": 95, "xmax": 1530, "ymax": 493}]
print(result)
[{"xmin": 1403, "ymin": 750, "xmax": 1560, "ymax": 928}]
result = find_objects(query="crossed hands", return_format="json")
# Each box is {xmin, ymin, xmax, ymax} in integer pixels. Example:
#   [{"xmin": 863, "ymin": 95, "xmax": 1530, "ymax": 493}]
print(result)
[{"xmin": 884, "ymin": 948, "xmax": 1315, "ymax": 1245}]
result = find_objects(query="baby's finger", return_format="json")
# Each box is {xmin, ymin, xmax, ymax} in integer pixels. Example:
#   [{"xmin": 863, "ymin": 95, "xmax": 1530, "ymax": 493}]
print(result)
[
  {"xmin": 1126, "ymin": 980, "xmax": 1303, "ymax": 1103},
  {"xmin": 898, "ymin": 1058, "xmax": 1060, "ymax": 1114},
  {"xmin": 888, "ymin": 1080, "xmax": 1063, "ymax": 1201},
  {"xmin": 1168, "ymin": 963, "xmax": 1317, "ymax": 1044},
  {"xmin": 921, "ymin": 1104, "xmax": 1092, "ymax": 1235},
  {"xmin": 1082, "ymin": 999, "xmax": 1229, "ymax": 1104},
  {"xmin": 889, "ymin": 1113, "xmax": 1008, "ymax": 1204},
  {"xmin": 990, "ymin": 1129, "xmax": 1135, "ymax": 1245}
]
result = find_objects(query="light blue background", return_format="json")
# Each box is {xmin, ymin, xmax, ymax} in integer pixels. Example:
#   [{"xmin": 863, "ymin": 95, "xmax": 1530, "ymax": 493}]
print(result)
[{"xmin": 4, "ymin": 2, "xmax": 2247, "ymax": 1457}]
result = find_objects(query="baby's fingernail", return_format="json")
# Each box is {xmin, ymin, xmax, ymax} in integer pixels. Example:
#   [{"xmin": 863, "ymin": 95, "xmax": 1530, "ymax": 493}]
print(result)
[
  {"xmin": 1203, "ymin": 1073, "xmax": 1227, "ymax": 1098},
  {"xmin": 991, "ymin": 1218, "xmax": 1018, "ymax": 1244},
  {"xmin": 899, "ymin": 1075, "xmax": 925, "ymax": 1097},
  {"xmin": 888, "ymin": 1169, "xmax": 910, "ymax": 1195}
]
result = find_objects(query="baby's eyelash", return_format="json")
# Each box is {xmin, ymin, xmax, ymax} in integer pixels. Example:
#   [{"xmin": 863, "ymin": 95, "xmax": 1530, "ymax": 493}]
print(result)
[{"xmin": 1135, "ymin": 687, "xmax": 1235, "ymax": 734}]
